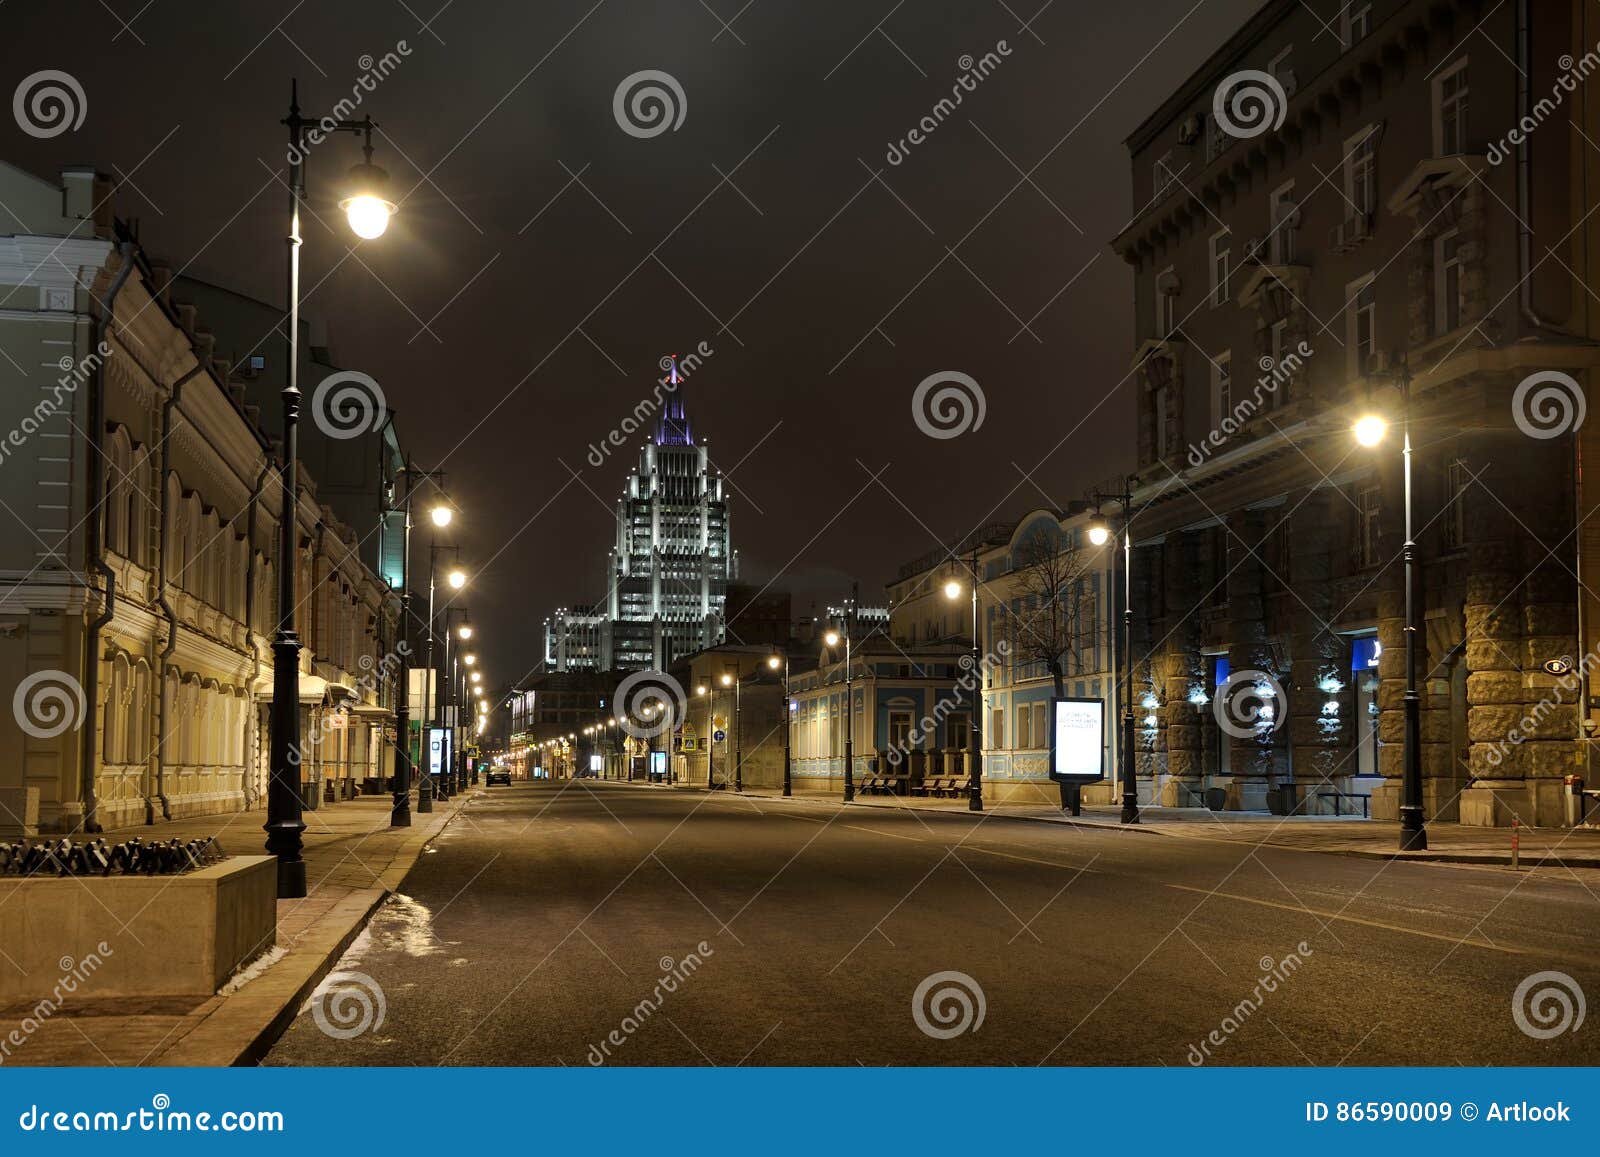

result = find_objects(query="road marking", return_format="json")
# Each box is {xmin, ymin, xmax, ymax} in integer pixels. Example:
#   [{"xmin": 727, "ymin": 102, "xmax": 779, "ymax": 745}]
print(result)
[
  {"xmin": 1164, "ymin": 883, "xmax": 1573, "ymax": 959},
  {"xmin": 961, "ymin": 845, "xmax": 1103, "ymax": 874}
]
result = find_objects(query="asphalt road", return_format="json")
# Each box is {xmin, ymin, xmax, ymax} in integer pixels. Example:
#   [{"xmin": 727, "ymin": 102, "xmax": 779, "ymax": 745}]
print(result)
[{"xmin": 264, "ymin": 780, "xmax": 1600, "ymax": 1066}]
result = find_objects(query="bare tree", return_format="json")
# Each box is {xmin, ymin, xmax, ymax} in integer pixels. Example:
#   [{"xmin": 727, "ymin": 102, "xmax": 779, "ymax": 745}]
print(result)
[{"xmin": 999, "ymin": 525, "xmax": 1097, "ymax": 699}]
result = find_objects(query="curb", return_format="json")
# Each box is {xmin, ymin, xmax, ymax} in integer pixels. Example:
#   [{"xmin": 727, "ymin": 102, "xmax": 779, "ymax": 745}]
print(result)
[
  {"xmin": 153, "ymin": 792, "xmax": 477, "ymax": 1066},
  {"xmin": 627, "ymin": 780, "xmax": 1598, "ymax": 870}
]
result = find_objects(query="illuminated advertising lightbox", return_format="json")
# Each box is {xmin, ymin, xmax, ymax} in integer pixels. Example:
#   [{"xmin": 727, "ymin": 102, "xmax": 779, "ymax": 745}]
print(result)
[
  {"xmin": 649, "ymin": 751, "xmax": 668, "ymax": 777},
  {"xmin": 1050, "ymin": 697, "xmax": 1105, "ymax": 783},
  {"xmin": 427, "ymin": 727, "xmax": 451, "ymax": 777}
]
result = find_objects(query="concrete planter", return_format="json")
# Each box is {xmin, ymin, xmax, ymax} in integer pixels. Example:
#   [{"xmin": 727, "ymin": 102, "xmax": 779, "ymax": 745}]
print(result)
[{"xmin": 0, "ymin": 854, "xmax": 277, "ymax": 1001}]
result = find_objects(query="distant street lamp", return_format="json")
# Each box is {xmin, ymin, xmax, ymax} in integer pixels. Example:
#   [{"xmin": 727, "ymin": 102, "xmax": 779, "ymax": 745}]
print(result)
[
  {"xmin": 823, "ymin": 625, "xmax": 854, "ymax": 802},
  {"xmin": 721, "ymin": 670, "xmax": 743, "ymax": 792},
  {"xmin": 1088, "ymin": 477, "xmax": 1140, "ymax": 825},
  {"xmin": 268, "ymin": 82, "xmax": 400, "ymax": 898},
  {"xmin": 769, "ymin": 653, "xmax": 791, "ymax": 797},
  {"xmin": 388, "ymin": 465, "xmax": 447, "ymax": 830},
  {"xmin": 422, "ymin": 545, "xmax": 464, "ymax": 806},
  {"xmin": 942, "ymin": 545, "xmax": 985, "ymax": 812},
  {"xmin": 698, "ymin": 684, "xmax": 715, "ymax": 790}
]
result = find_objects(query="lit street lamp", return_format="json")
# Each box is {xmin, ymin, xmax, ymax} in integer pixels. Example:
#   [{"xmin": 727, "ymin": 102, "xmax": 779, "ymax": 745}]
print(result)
[
  {"xmin": 387, "ymin": 464, "xmax": 448, "ymax": 830},
  {"xmin": 1354, "ymin": 360, "xmax": 1427, "ymax": 852},
  {"xmin": 1088, "ymin": 477, "xmax": 1141, "ymax": 825},
  {"xmin": 721, "ymin": 670, "xmax": 743, "ymax": 793},
  {"xmin": 769, "ymin": 652, "xmax": 791, "ymax": 797},
  {"xmin": 822, "ymin": 624, "xmax": 855, "ymax": 802},
  {"xmin": 942, "ymin": 547, "xmax": 985, "ymax": 812},
  {"xmin": 268, "ymin": 81, "xmax": 400, "ymax": 898}
]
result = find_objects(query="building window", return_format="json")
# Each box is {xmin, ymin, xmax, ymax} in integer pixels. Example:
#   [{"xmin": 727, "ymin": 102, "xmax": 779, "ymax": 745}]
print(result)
[
  {"xmin": 990, "ymin": 705, "xmax": 1005, "ymax": 748},
  {"xmin": 1211, "ymin": 351, "xmax": 1232, "ymax": 428},
  {"xmin": 1435, "ymin": 228, "xmax": 1466, "ymax": 334},
  {"xmin": 1154, "ymin": 383, "xmax": 1172, "ymax": 459},
  {"xmin": 1444, "ymin": 457, "xmax": 1470, "ymax": 551},
  {"xmin": 1341, "ymin": 2, "xmax": 1371, "ymax": 47},
  {"xmin": 1434, "ymin": 58, "xmax": 1468, "ymax": 155},
  {"xmin": 1268, "ymin": 45, "xmax": 1295, "ymax": 95},
  {"xmin": 1156, "ymin": 266, "xmax": 1176, "ymax": 334},
  {"xmin": 888, "ymin": 710, "xmax": 913, "ymax": 751},
  {"xmin": 1269, "ymin": 182, "xmax": 1296, "ymax": 264},
  {"xmin": 1345, "ymin": 125, "xmax": 1378, "ymax": 217},
  {"xmin": 946, "ymin": 712, "xmax": 969, "ymax": 752},
  {"xmin": 1268, "ymin": 321, "xmax": 1288, "ymax": 410},
  {"xmin": 1348, "ymin": 274, "xmax": 1376, "ymax": 377},
  {"xmin": 1153, "ymin": 150, "xmax": 1177, "ymax": 200},
  {"xmin": 1209, "ymin": 230, "xmax": 1231, "ymax": 306},
  {"xmin": 1357, "ymin": 485, "xmax": 1381, "ymax": 569}
]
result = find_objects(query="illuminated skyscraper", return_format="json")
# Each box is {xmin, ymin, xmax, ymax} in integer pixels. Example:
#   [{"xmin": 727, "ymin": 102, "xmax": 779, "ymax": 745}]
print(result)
[{"xmin": 545, "ymin": 358, "xmax": 736, "ymax": 671}]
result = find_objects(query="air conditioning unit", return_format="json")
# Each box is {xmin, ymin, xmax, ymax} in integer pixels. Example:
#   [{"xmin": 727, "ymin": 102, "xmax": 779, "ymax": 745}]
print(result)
[{"xmin": 1177, "ymin": 114, "xmax": 1202, "ymax": 145}]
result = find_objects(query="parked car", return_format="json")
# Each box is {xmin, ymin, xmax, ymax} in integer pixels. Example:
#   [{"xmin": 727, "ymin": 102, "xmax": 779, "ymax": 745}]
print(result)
[{"xmin": 486, "ymin": 767, "xmax": 512, "ymax": 786}]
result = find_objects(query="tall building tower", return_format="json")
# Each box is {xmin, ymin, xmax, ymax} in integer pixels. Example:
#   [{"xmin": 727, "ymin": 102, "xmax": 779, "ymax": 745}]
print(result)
[{"xmin": 545, "ymin": 358, "xmax": 736, "ymax": 672}]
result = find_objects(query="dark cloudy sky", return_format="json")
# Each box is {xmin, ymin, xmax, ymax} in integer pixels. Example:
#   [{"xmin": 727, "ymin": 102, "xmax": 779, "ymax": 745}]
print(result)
[{"xmin": 3, "ymin": 0, "xmax": 1264, "ymax": 693}]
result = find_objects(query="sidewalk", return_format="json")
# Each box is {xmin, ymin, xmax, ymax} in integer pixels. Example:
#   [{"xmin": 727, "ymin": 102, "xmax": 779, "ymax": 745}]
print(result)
[
  {"xmin": 659, "ymin": 781, "xmax": 1600, "ymax": 869},
  {"xmin": 0, "ymin": 790, "xmax": 475, "ymax": 1067}
]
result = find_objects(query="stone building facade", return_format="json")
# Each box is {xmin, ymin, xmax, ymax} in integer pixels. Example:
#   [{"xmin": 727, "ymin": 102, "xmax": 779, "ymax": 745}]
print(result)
[
  {"xmin": 0, "ymin": 162, "xmax": 401, "ymax": 834},
  {"xmin": 1111, "ymin": 0, "xmax": 1600, "ymax": 825}
]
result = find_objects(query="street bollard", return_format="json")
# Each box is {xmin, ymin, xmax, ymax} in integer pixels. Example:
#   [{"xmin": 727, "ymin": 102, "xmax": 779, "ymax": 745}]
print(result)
[{"xmin": 1511, "ymin": 817, "xmax": 1520, "ymax": 871}]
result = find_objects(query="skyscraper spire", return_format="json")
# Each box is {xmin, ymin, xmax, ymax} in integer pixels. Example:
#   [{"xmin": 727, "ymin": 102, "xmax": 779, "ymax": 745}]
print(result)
[{"xmin": 655, "ymin": 353, "xmax": 693, "ymax": 446}]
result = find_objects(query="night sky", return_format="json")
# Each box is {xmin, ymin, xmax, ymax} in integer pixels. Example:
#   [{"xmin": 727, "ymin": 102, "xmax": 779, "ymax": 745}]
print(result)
[{"xmin": 2, "ymin": 0, "xmax": 1264, "ymax": 694}]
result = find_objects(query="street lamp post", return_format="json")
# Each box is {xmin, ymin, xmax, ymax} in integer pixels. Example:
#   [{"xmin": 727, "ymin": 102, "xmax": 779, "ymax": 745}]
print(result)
[
  {"xmin": 422, "ymin": 545, "xmax": 464, "ymax": 808},
  {"xmin": 1088, "ymin": 479, "xmax": 1140, "ymax": 825},
  {"xmin": 387, "ymin": 467, "xmax": 449, "ymax": 828},
  {"xmin": 942, "ymin": 546, "xmax": 985, "ymax": 812},
  {"xmin": 267, "ymin": 82, "xmax": 398, "ymax": 898},
  {"xmin": 721, "ymin": 670, "xmax": 743, "ymax": 793},
  {"xmin": 823, "ymin": 624, "xmax": 854, "ymax": 802},
  {"xmin": 698, "ymin": 685, "xmax": 715, "ymax": 790},
  {"xmin": 1354, "ymin": 365, "xmax": 1427, "ymax": 852},
  {"xmin": 769, "ymin": 653, "xmax": 790, "ymax": 797}
]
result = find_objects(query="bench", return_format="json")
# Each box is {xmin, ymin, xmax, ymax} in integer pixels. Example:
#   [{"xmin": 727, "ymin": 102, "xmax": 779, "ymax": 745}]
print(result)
[
  {"xmin": 946, "ymin": 776, "xmax": 971, "ymax": 797},
  {"xmin": 1316, "ymin": 790, "xmax": 1370, "ymax": 818},
  {"xmin": 917, "ymin": 776, "xmax": 951, "ymax": 798}
]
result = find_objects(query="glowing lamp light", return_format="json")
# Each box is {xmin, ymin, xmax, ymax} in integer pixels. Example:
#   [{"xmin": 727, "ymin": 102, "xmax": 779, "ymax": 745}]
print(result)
[
  {"xmin": 430, "ymin": 505, "xmax": 452, "ymax": 528},
  {"xmin": 1187, "ymin": 687, "xmax": 1210, "ymax": 707},
  {"xmin": 720, "ymin": 673, "xmax": 733, "ymax": 686},
  {"xmin": 447, "ymin": 569, "xmax": 466, "ymax": 590},
  {"xmin": 1087, "ymin": 523, "xmax": 1111, "ymax": 547},
  {"xmin": 767, "ymin": 655, "xmax": 781, "ymax": 670},
  {"xmin": 943, "ymin": 579, "xmax": 962, "ymax": 600},
  {"xmin": 458, "ymin": 624, "xmax": 473, "ymax": 639},
  {"xmin": 1352, "ymin": 414, "xmax": 1388, "ymax": 448},
  {"xmin": 824, "ymin": 630, "xmax": 841, "ymax": 647}
]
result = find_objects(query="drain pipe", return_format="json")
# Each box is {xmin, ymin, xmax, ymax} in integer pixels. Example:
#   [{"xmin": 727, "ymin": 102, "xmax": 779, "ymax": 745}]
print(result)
[
  {"xmin": 153, "ymin": 360, "xmax": 206, "ymax": 822},
  {"xmin": 78, "ymin": 240, "xmax": 136, "ymax": 834}
]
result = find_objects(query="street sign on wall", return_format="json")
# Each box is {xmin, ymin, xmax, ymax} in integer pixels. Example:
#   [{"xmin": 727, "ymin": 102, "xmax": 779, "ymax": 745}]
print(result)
[{"xmin": 1050, "ymin": 697, "xmax": 1105, "ymax": 783}]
